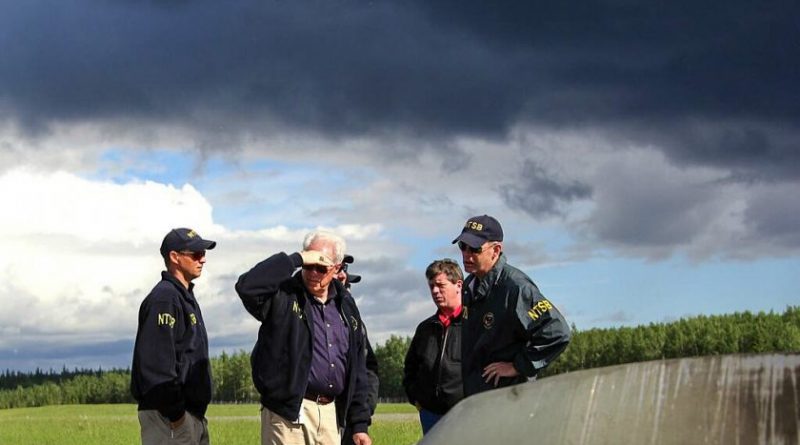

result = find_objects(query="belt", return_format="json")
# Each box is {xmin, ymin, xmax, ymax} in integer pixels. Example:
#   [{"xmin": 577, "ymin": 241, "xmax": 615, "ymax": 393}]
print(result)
[{"xmin": 304, "ymin": 391, "xmax": 335, "ymax": 405}]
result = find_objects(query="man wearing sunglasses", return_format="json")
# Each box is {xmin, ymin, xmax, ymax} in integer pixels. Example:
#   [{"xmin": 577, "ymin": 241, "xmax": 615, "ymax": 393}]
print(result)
[
  {"xmin": 236, "ymin": 231, "xmax": 372, "ymax": 445},
  {"xmin": 131, "ymin": 228, "xmax": 216, "ymax": 445},
  {"xmin": 453, "ymin": 215, "xmax": 571, "ymax": 397}
]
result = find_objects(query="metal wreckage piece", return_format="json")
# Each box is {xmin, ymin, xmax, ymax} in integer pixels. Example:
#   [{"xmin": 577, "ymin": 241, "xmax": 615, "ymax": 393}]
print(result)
[{"xmin": 419, "ymin": 354, "xmax": 800, "ymax": 445}]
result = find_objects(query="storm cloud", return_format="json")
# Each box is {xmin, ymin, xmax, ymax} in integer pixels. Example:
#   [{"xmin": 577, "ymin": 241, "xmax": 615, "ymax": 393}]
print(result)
[{"xmin": 1, "ymin": 1, "xmax": 798, "ymax": 176}]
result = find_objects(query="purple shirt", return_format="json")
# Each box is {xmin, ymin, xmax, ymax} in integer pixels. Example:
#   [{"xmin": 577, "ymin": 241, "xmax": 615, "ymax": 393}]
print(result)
[{"xmin": 306, "ymin": 288, "xmax": 349, "ymax": 397}]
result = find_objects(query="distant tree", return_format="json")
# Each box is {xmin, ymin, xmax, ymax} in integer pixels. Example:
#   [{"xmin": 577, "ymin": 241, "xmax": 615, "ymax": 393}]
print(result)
[
  {"xmin": 212, "ymin": 350, "xmax": 258, "ymax": 403},
  {"xmin": 541, "ymin": 306, "xmax": 800, "ymax": 377},
  {"xmin": 374, "ymin": 335, "xmax": 411, "ymax": 399}
]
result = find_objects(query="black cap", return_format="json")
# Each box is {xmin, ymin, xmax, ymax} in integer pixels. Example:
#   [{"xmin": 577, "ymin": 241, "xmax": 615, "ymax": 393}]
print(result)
[
  {"xmin": 347, "ymin": 272, "xmax": 362, "ymax": 284},
  {"xmin": 160, "ymin": 228, "xmax": 217, "ymax": 258},
  {"xmin": 341, "ymin": 254, "xmax": 361, "ymax": 284},
  {"xmin": 452, "ymin": 215, "xmax": 504, "ymax": 249}
]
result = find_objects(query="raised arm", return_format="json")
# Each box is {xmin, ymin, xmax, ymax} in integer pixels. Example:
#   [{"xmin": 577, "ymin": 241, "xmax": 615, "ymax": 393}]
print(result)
[{"xmin": 235, "ymin": 252, "xmax": 301, "ymax": 320}]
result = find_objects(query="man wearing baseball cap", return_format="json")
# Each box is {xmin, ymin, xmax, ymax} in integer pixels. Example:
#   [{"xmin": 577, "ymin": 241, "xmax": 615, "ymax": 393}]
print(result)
[
  {"xmin": 453, "ymin": 215, "xmax": 571, "ymax": 397},
  {"xmin": 131, "ymin": 228, "xmax": 216, "ymax": 445},
  {"xmin": 235, "ymin": 231, "xmax": 372, "ymax": 445}
]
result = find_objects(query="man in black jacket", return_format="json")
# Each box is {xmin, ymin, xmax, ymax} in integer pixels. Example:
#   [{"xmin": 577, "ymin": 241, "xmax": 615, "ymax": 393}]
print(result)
[
  {"xmin": 235, "ymin": 230, "xmax": 372, "ymax": 445},
  {"xmin": 403, "ymin": 259, "xmax": 464, "ymax": 434},
  {"xmin": 131, "ymin": 228, "xmax": 216, "ymax": 445},
  {"xmin": 453, "ymin": 215, "xmax": 571, "ymax": 397}
]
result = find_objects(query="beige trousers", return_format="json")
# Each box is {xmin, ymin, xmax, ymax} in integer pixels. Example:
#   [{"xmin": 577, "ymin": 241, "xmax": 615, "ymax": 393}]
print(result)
[
  {"xmin": 261, "ymin": 398, "xmax": 340, "ymax": 445},
  {"xmin": 138, "ymin": 410, "xmax": 210, "ymax": 445}
]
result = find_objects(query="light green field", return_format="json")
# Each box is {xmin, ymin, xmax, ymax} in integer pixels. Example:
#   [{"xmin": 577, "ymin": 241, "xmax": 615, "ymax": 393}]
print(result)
[{"xmin": 0, "ymin": 403, "xmax": 421, "ymax": 445}]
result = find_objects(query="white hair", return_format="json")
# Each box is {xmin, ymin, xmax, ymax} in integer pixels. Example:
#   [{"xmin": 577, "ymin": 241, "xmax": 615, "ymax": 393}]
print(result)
[{"xmin": 302, "ymin": 230, "xmax": 346, "ymax": 264}]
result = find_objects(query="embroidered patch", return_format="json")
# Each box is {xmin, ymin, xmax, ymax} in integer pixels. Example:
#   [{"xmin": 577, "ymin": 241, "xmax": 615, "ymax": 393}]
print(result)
[
  {"xmin": 528, "ymin": 299, "xmax": 554, "ymax": 321},
  {"xmin": 292, "ymin": 301, "xmax": 304, "ymax": 319},
  {"xmin": 482, "ymin": 312, "xmax": 494, "ymax": 330},
  {"xmin": 157, "ymin": 313, "xmax": 176, "ymax": 328}
]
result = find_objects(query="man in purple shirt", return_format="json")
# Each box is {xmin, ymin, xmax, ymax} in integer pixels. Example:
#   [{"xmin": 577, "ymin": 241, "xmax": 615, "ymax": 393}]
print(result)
[{"xmin": 236, "ymin": 230, "xmax": 372, "ymax": 445}]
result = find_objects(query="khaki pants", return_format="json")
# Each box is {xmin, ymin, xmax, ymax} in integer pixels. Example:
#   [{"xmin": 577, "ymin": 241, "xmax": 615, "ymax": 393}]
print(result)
[
  {"xmin": 138, "ymin": 410, "xmax": 210, "ymax": 445},
  {"xmin": 261, "ymin": 398, "xmax": 340, "ymax": 445}
]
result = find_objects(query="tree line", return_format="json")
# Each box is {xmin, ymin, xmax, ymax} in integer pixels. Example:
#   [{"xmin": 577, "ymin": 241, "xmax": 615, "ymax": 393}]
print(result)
[
  {"xmin": 540, "ymin": 305, "xmax": 800, "ymax": 377},
  {"xmin": 0, "ymin": 366, "xmax": 122, "ymax": 390},
  {"xmin": 2, "ymin": 307, "xmax": 798, "ymax": 409}
]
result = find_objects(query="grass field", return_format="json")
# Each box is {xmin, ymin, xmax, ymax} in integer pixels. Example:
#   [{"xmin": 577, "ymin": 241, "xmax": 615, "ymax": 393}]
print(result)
[{"xmin": 0, "ymin": 403, "xmax": 422, "ymax": 445}]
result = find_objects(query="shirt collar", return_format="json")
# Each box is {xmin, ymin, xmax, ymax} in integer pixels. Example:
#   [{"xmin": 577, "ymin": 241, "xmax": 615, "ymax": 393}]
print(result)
[{"xmin": 437, "ymin": 305, "xmax": 463, "ymax": 327}]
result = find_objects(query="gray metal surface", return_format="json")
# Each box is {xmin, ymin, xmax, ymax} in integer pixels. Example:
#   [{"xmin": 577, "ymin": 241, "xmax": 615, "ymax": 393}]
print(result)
[{"xmin": 420, "ymin": 354, "xmax": 800, "ymax": 445}]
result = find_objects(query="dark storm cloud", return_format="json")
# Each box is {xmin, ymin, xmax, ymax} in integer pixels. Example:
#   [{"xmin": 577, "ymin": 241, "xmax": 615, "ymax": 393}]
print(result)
[
  {"xmin": 500, "ymin": 160, "xmax": 592, "ymax": 217},
  {"xmin": 0, "ymin": 0, "xmax": 519, "ymax": 139},
  {"xmin": 0, "ymin": 0, "xmax": 796, "ymax": 261},
  {"xmin": 414, "ymin": 0, "xmax": 800, "ymax": 121},
  {"xmin": 2, "ymin": 0, "xmax": 797, "ymax": 176},
  {"xmin": 743, "ymin": 184, "xmax": 800, "ymax": 249},
  {"xmin": 414, "ymin": 0, "xmax": 800, "ymax": 179}
]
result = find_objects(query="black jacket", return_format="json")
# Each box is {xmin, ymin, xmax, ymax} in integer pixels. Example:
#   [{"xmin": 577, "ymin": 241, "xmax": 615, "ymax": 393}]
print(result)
[
  {"xmin": 364, "ymin": 337, "xmax": 379, "ymax": 414},
  {"xmin": 343, "ymin": 324, "xmax": 380, "ymax": 445},
  {"xmin": 403, "ymin": 312, "xmax": 463, "ymax": 415},
  {"xmin": 131, "ymin": 272, "xmax": 212, "ymax": 421},
  {"xmin": 235, "ymin": 252, "xmax": 371, "ymax": 435},
  {"xmin": 462, "ymin": 253, "xmax": 571, "ymax": 396}
]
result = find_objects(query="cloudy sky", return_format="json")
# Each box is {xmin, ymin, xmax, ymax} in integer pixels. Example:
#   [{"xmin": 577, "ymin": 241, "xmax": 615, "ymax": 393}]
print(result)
[{"xmin": 1, "ymin": 1, "xmax": 798, "ymax": 371}]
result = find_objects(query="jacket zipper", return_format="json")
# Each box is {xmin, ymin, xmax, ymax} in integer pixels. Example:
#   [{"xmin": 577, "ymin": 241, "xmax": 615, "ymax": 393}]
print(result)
[{"xmin": 435, "ymin": 323, "xmax": 449, "ymax": 397}]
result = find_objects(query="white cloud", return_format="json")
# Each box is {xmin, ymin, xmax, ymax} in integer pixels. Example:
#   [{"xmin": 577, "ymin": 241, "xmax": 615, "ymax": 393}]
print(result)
[
  {"xmin": 0, "ymin": 168, "xmax": 220, "ymax": 241},
  {"xmin": 0, "ymin": 167, "xmax": 402, "ymax": 363},
  {"xmin": 0, "ymin": 169, "xmax": 222, "ymax": 347}
]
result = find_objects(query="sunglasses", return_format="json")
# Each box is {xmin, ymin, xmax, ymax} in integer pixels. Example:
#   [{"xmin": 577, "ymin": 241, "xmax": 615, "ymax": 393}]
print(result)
[
  {"xmin": 457, "ymin": 241, "xmax": 494, "ymax": 254},
  {"xmin": 178, "ymin": 250, "xmax": 206, "ymax": 261},
  {"xmin": 302, "ymin": 264, "xmax": 334, "ymax": 274}
]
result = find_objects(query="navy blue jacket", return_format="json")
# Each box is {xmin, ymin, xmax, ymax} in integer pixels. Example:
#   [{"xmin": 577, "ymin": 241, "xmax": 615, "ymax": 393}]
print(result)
[
  {"xmin": 462, "ymin": 253, "xmax": 571, "ymax": 396},
  {"xmin": 131, "ymin": 272, "xmax": 212, "ymax": 421},
  {"xmin": 235, "ymin": 252, "xmax": 371, "ymax": 434}
]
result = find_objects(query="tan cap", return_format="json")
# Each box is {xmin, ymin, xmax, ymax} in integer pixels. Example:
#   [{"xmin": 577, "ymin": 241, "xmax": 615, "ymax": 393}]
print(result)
[{"xmin": 300, "ymin": 250, "xmax": 335, "ymax": 267}]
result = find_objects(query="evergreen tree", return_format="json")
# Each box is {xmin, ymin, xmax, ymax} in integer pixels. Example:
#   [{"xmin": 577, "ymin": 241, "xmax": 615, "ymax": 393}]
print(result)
[{"xmin": 374, "ymin": 335, "xmax": 411, "ymax": 399}]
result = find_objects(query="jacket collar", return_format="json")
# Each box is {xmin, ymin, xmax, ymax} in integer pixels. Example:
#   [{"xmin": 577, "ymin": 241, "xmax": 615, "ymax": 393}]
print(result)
[
  {"xmin": 470, "ymin": 253, "xmax": 506, "ymax": 301},
  {"xmin": 161, "ymin": 270, "xmax": 195, "ymax": 302}
]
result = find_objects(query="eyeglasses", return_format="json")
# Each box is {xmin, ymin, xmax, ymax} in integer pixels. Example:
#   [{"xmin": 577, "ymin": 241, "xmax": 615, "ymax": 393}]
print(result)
[
  {"xmin": 457, "ymin": 241, "xmax": 495, "ymax": 254},
  {"xmin": 302, "ymin": 264, "xmax": 334, "ymax": 274},
  {"xmin": 178, "ymin": 250, "xmax": 206, "ymax": 261}
]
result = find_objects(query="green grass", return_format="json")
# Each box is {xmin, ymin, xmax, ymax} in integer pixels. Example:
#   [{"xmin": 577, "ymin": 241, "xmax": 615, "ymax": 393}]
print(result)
[
  {"xmin": 0, "ymin": 403, "xmax": 422, "ymax": 445},
  {"xmin": 370, "ymin": 403, "xmax": 420, "ymax": 445},
  {"xmin": 374, "ymin": 403, "xmax": 417, "ymax": 414}
]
